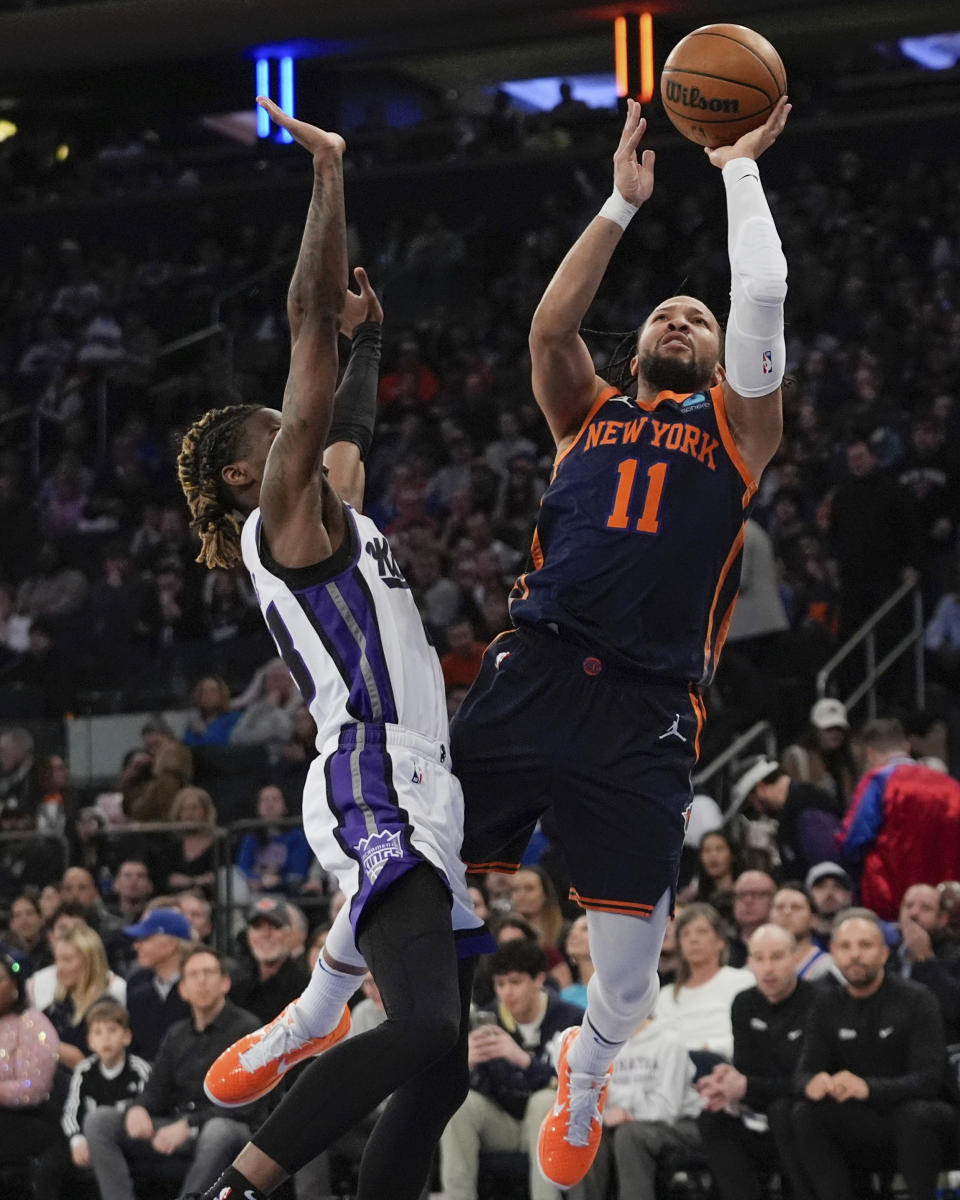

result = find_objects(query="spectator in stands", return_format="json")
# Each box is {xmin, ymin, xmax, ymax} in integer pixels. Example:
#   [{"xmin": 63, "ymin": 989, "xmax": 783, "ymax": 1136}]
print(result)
[
  {"xmin": 725, "ymin": 518, "xmax": 790, "ymax": 667},
  {"xmin": 839, "ymin": 717, "xmax": 960, "ymax": 919},
  {"xmin": 0, "ymin": 951, "xmax": 62, "ymax": 1200},
  {"xmin": 158, "ymin": 786, "xmax": 218, "ymax": 895},
  {"xmin": 182, "ymin": 675, "xmax": 242, "ymax": 747},
  {"xmin": 231, "ymin": 658, "xmax": 300, "ymax": 753},
  {"xmin": 769, "ymin": 884, "xmax": 836, "ymax": 982},
  {"xmin": 229, "ymin": 897, "xmax": 310, "ymax": 1024},
  {"xmin": 508, "ymin": 865, "xmax": 572, "ymax": 988},
  {"xmin": 26, "ymin": 903, "xmax": 90, "ymax": 1011},
  {"xmin": 696, "ymin": 924, "xmax": 816, "ymax": 1200},
  {"xmin": 805, "ymin": 862, "xmax": 854, "ymax": 951},
  {"xmin": 439, "ymin": 940, "xmax": 583, "ymax": 1200},
  {"xmin": 560, "ymin": 915, "xmax": 594, "ymax": 1009},
  {"xmin": 440, "ymin": 617, "xmax": 487, "ymax": 689},
  {"xmin": 794, "ymin": 911, "xmax": 958, "ymax": 1200},
  {"xmin": 60, "ymin": 864, "xmax": 123, "ymax": 944},
  {"xmin": 781, "ymin": 697, "xmax": 862, "ymax": 806},
  {"xmin": 683, "ymin": 830, "xmax": 742, "ymax": 915},
  {"xmin": 175, "ymin": 891, "xmax": 214, "ymax": 945},
  {"xmin": 55, "ymin": 998, "xmax": 151, "ymax": 1194},
  {"xmin": 235, "ymin": 785, "xmax": 312, "ymax": 894},
  {"xmin": 924, "ymin": 556, "xmax": 960, "ymax": 690},
  {"xmin": 731, "ymin": 755, "xmax": 843, "ymax": 882},
  {"xmin": 123, "ymin": 907, "xmax": 192, "ymax": 1061},
  {"xmin": 0, "ymin": 726, "xmax": 38, "ymax": 833},
  {"xmin": 7, "ymin": 891, "xmax": 48, "ymax": 971},
  {"xmin": 654, "ymin": 904, "xmax": 754, "ymax": 1061},
  {"xmin": 84, "ymin": 945, "xmax": 265, "ymax": 1200},
  {"xmin": 121, "ymin": 728, "xmax": 193, "ymax": 823},
  {"xmin": 484, "ymin": 410, "xmax": 537, "ymax": 479},
  {"xmin": 15, "ymin": 542, "xmax": 88, "ymax": 624},
  {"xmin": 728, "ymin": 870, "xmax": 777, "ymax": 967},
  {"xmin": 569, "ymin": 1010, "xmax": 703, "ymax": 1200},
  {"xmin": 897, "ymin": 411, "xmax": 958, "ymax": 610},
  {"xmin": 46, "ymin": 924, "xmax": 126, "ymax": 1072},
  {"xmin": 890, "ymin": 883, "xmax": 960, "ymax": 1041},
  {"xmin": 107, "ymin": 858, "xmax": 154, "ymax": 926}
]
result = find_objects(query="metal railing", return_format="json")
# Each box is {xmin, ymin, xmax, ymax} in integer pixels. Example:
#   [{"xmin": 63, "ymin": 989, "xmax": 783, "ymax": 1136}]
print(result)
[{"xmin": 816, "ymin": 576, "xmax": 925, "ymax": 719}]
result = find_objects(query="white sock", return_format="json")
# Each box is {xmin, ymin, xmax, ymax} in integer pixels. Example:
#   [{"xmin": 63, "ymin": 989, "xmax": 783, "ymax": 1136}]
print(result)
[{"xmin": 295, "ymin": 956, "xmax": 362, "ymax": 1037}]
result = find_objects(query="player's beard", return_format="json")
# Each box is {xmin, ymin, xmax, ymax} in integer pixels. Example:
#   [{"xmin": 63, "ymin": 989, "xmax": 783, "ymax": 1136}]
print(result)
[{"xmin": 638, "ymin": 348, "xmax": 714, "ymax": 395}]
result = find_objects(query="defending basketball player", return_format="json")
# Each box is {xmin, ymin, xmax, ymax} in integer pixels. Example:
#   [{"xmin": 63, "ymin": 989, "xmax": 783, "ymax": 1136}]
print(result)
[
  {"xmin": 175, "ymin": 98, "xmax": 491, "ymax": 1200},
  {"xmin": 451, "ymin": 94, "xmax": 791, "ymax": 1188}
]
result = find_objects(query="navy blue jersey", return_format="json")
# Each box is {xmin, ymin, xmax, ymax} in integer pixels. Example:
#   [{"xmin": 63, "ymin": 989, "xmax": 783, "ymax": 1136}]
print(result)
[{"xmin": 509, "ymin": 383, "xmax": 756, "ymax": 686}]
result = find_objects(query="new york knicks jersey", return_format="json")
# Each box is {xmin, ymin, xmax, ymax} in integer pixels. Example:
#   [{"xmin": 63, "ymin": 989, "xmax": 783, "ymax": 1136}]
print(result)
[
  {"xmin": 509, "ymin": 383, "xmax": 757, "ymax": 686},
  {"xmin": 240, "ymin": 504, "xmax": 447, "ymax": 752}
]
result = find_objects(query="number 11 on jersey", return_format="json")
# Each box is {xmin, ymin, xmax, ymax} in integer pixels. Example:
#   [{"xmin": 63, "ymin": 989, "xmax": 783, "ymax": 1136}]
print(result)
[{"xmin": 606, "ymin": 459, "xmax": 668, "ymax": 533}]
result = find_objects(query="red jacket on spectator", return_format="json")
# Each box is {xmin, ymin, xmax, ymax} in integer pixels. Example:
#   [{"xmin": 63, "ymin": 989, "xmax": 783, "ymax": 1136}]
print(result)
[{"xmin": 838, "ymin": 755, "xmax": 960, "ymax": 919}]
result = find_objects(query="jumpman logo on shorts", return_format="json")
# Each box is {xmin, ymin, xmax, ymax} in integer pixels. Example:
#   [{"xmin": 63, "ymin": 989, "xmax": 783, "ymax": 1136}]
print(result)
[{"xmin": 658, "ymin": 714, "xmax": 686, "ymax": 743}]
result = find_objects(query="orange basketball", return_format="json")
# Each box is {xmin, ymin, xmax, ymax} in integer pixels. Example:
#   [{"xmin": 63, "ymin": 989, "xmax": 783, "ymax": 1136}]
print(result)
[{"xmin": 660, "ymin": 24, "xmax": 786, "ymax": 149}]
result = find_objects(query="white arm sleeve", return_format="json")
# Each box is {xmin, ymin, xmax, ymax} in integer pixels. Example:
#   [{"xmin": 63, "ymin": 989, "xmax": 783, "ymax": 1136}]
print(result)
[{"xmin": 722, "ymin": 157, "xmax": 787, "ymax": 397}]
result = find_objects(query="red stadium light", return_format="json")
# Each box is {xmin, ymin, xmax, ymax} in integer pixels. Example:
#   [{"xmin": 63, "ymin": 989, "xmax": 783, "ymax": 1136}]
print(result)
[{"xmin": 614, "ymin": 12, "xmax": 655, "ymax": 103}]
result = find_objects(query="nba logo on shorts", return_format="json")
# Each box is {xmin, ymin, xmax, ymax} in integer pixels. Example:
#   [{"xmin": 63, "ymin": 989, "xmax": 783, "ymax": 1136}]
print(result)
[
  {"xmin": 761, "ymin": 350, "xmax": 773, "ymax": 375},
  {"xmin": 358, "ymin": 830, "xmax": 405, "ymax": 882}
]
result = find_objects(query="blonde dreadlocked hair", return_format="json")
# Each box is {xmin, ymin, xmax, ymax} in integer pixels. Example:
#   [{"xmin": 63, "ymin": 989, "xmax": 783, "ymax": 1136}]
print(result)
[{"xmin": 177, "ymin": 404, "xmax": 260, "ymax": 570}]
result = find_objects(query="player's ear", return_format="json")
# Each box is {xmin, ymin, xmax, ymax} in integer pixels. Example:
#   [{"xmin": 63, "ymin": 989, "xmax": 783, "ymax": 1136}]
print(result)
[
  {"xmin": 222, "ymin": 462, "xmax": 253, "ymax": 488},
  {"xmin": 712, "ymin": 362, "xmax": 726, "ymax": 386},
  {"xmin": 629, "ymin": 354, "xmax": 640, "ymax": 378}
]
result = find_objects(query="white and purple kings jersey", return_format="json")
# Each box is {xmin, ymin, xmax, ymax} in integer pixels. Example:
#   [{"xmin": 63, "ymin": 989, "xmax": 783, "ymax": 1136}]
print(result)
[{"xmin": 241, "ymin": 503, "xmax": 447, "ymax": 753}]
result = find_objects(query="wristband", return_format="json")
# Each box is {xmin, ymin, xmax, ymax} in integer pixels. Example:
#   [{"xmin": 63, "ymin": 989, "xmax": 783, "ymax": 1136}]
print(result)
[{"xmin": 598, "ymin": 187, "xmax": 639, "ymax": 231}]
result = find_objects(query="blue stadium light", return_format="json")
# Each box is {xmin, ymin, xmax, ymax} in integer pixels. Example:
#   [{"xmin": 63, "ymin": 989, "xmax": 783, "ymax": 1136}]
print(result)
[
  {"xmin": 898, "ymin": 32, "xmax": 960, "ymax": 69},
  {"xmin": 255, "ymin": 58, "xmax": 270, "ymax": 138},
  {"xmin": 279, "ymin": 57, "xmax": 295, "ymax": 143}
]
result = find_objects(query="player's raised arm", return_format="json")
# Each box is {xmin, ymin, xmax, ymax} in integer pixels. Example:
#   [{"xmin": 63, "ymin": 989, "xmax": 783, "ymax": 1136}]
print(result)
[
  {"xmin": 258, "ymin": 96, "xmax": 348, "ymax": 521},
  {"xmin": 529, "ymin": 99, "xmax": 655, "ymax": 446},
  {"xmin": 323, "ymin": 266, "xmax": 384, "ymax": 510},
  {"xmin": 706, "ymin": 96, "xmax": 791, "ymax": 481}
]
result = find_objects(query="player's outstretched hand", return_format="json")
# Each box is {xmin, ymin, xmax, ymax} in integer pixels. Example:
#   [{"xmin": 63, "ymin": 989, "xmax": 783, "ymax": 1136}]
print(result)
[
  {"xmin": 704, "ymin": 95, "xmax": 791, "ymax": 168},
  {"xmin": 613, "ymin": 98, "xmax": 655, "ymax": 207},
  {"xmin": 340, "ymin": 266, "xmax": 384, "ymax": 338},
  {"xmin": 256, "ymin": 96, "xmax": 346, "ymax": 161}
]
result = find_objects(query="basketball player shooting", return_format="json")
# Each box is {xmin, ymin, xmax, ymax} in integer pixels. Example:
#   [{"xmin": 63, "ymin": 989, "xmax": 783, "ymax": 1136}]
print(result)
[
  {"xmin": 451, "ymin": 94, "xmax": 791, "ymax": 1189},
  {"xmin": 176, "ymin": 97, "xmax": 491, "ymax": 1200}
]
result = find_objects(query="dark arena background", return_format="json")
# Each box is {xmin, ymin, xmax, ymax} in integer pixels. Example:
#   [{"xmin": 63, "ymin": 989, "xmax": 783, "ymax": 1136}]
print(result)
[{"xmin": 1, "ymin": 0, "xmax": 959, "ymax": 1196}]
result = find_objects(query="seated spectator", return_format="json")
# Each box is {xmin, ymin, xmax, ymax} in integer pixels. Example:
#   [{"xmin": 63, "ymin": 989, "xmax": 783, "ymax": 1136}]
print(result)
[
  {"xmin": 654, "ymin": 904, "xmax": 754, "ymax": 1061},
  {"xmin": 560, "ymin": 915, "xmax": 594, "ymax": 1009},
  {"xmin": 440, "ymin": 618, "xmax": 486, "ymax": 689},
  {"xmin": 106, "ymin": 858, "xmax": 154, "ymax": 926},
  {"xmin": 59, "ymin": 863, "xmax": 125, "ymax": 956},
  {"xmin": 231, "ymin": 658, "xmax": 301, "ymax": 753},
  {"xmin": 55, "ymin": 998, "xmax": 151, "ymax": 1195},
  {"xmin": 235, "ymin": 785, "xmax": 312, "ymax": 895},
  {"xmin": 569, "ymin": 1010, "xmax": 703, "ymax": 1200},
  {"xmin": 0, "ymin": 726, "xmax": 40, "ymax": 896},
  {"xmin": 84, "ymin": 945, "xmax": 266, "ymax": 1200},
  {"xmin": 696, "ymin": 925, "xmax": 816, "ymax": 1200},
  {"xmin": 45, "ymin": 923, "xmax": 126, "ymax": 1071},
  {"xmin": 728, "ymin": 870, "xmax": 777, "ymax": 967},
  {"xmin": 890, "ymin": 883, "xmax": 960, "ymax": 1041},
  {"xmin": 157, "ymin": 786, "xmax": 218, "ymax": 895},
  {"xmin": 794, "ymin": 911, "xmax": 958, "ymax": 1200},
  {"xmin": 175, "ymin": 890, "xmax": 214, "ymax": 945},
  {"xmin": 770, "ymin": 884, "xmax": 837, "ymax": 982},
  {"xmin": 839, "ymin": 717, "xmax": 960, "ymax": 919},
  {"xmin": 680, "ymin": 829, "xmax": 742, "ymax": 917},
  {"xmin": 182, "ymin": 675, "xmax": 242, "ymax": 747},
  {"xmin": 781, "ymin": 697, "xmax": 861, "ymax": 807},
  {"xmin": 7, "ymin": 890, "xmax": 49, "ymax": 972},
  {"xmin": 805, "ymin": 862, "xmax": 854, "ymax": 951},
  {"xmin": 508, "ymin": 865, "xmax": 572, "ymax": 989},
  {"xmin": 123, "ymin": 908, "xmax": 192, "ymax": 1061},
  {"xmin": 121, "ymin": 727, "xmax": 193, "ymax": 823},
  {"xmin": 35, "ymin": 751, "xmax": 78, "ymax": 843},
  {"xmin": 230, "ymin": 897, "xmax": 310, "ymax": 1024},
  {"xmin": 439, "ymin": 940, "xmax": 583, "ymax": 1200},
  {"xmin": 15, "ymin": 541, "xmax": 88, "ymax": 624},
  {"xmin": 731, "ymin": 755, "xmax": 843, "ymax": 882},
  {"xmin": 0, "ymin": 951, "xmax": 62, "ymax": 1200},
  {"xmin": 26, "ymin": 903, "xmax": 90, "ymax": 1011}
]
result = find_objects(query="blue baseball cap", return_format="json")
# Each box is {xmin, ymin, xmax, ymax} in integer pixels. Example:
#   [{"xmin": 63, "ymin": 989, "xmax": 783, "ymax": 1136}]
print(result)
[{"xmin": 123, "ymin": 908, "xmax": 191, "ymax": 941}]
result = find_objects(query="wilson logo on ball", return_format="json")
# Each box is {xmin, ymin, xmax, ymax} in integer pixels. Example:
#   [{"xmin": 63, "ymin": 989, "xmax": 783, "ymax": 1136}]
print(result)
[{"xmin": 664, "ymin": 81, "xmax": 741, "ymax": 114}]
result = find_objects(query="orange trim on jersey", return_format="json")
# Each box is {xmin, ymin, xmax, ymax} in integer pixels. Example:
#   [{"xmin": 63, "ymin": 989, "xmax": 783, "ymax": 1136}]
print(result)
[
  {"xmin": 484, "ymin": 629, "xmax": 514, "ymax": 654},
  {"xmin": 569, "ymin": 887, "xmax": 655, "ymax": 916},
  {"xmin": 530, "ymin": 527, "xmax": 544, "ymax": 571},
  {"xmin": 712, "ymin": 383, "xmax": 757, "ymax": 499},
  {"xmin": 688, "ymin": 687, "xmax": 705, "ymax": 760},
  {"xmin": 466, "ymin": 860, "xmax": 522, "ymax": 874},
  {"xmin": 712, "ymin": 594, "xmax": 739, "ymax": 670},
  {"xmin": 552, "ymin": 385, "xmax": 619, "ymax": 476},
  {"xmin": 635, "ymin": 387, "xmax": 693, "ymax": 412},
  {"xmin": 702, "ymin": 524, "xmax": 746, "ymax": 678}
]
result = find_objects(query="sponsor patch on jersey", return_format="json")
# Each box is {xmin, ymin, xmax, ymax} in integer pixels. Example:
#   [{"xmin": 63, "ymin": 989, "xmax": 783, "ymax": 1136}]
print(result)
[
  {"xmin": 358, "ymin": 829, "xmax": 405, "ymax": 882},
  {"xmin": 680, "ymin": 392, "xmax": 710, "ymax": 410}
]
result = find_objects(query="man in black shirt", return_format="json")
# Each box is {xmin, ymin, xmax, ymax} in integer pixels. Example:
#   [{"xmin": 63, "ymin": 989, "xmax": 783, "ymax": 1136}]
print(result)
[
  {"xmin": 84, "ymin": 946, "xmax": 267, "ymax": 1200},
  {"xmin": 794, "ymin": 910, "xmax": 958, "ymax": 1200},
  {"xmin": 697, "ymin": 924, "xmax": 817, "ymax": 1200},
  {"xmin": 230, "ymin": 897, "xmax": 310, "ymax": 1024}
]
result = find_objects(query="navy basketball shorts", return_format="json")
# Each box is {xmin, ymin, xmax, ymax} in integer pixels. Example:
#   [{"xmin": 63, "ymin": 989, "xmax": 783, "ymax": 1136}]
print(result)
[{"xmin": 451, "ymin": 624, "xmax": 704, "ymax": 917}]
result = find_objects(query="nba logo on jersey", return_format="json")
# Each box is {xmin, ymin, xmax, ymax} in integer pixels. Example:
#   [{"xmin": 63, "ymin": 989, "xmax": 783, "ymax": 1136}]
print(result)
[
  {"xmin": 761, "ymin": 350, "xmax": 773, "ymax": 375},
  {"xmin": 358, "ymin": 830, "xmax": 405, "ymax": 882}
]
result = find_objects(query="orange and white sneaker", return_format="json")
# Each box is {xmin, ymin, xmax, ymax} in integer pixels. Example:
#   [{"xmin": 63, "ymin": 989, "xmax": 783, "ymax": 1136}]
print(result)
[
  {"xmin": 537, "ymin": 1027, "xmax": 612, "ymax": 1189},
  {"xmin": 204, "ymin": 1002, "xmax": 350, "ymax": 1107}
]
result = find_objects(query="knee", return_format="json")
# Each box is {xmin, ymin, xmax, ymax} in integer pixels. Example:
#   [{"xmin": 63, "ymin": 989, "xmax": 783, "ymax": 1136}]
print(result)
[
  {"xmin": 197, "ymin": 1116, "xmax": 246, "ymax": 1149},
  {"xmin": 399, "ymin": 1001, "xmax": 461, "ymax": 1070},
  {"xmin": 84, "ymin": 1106, "xmax": 123, "ymax": 1142}
]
